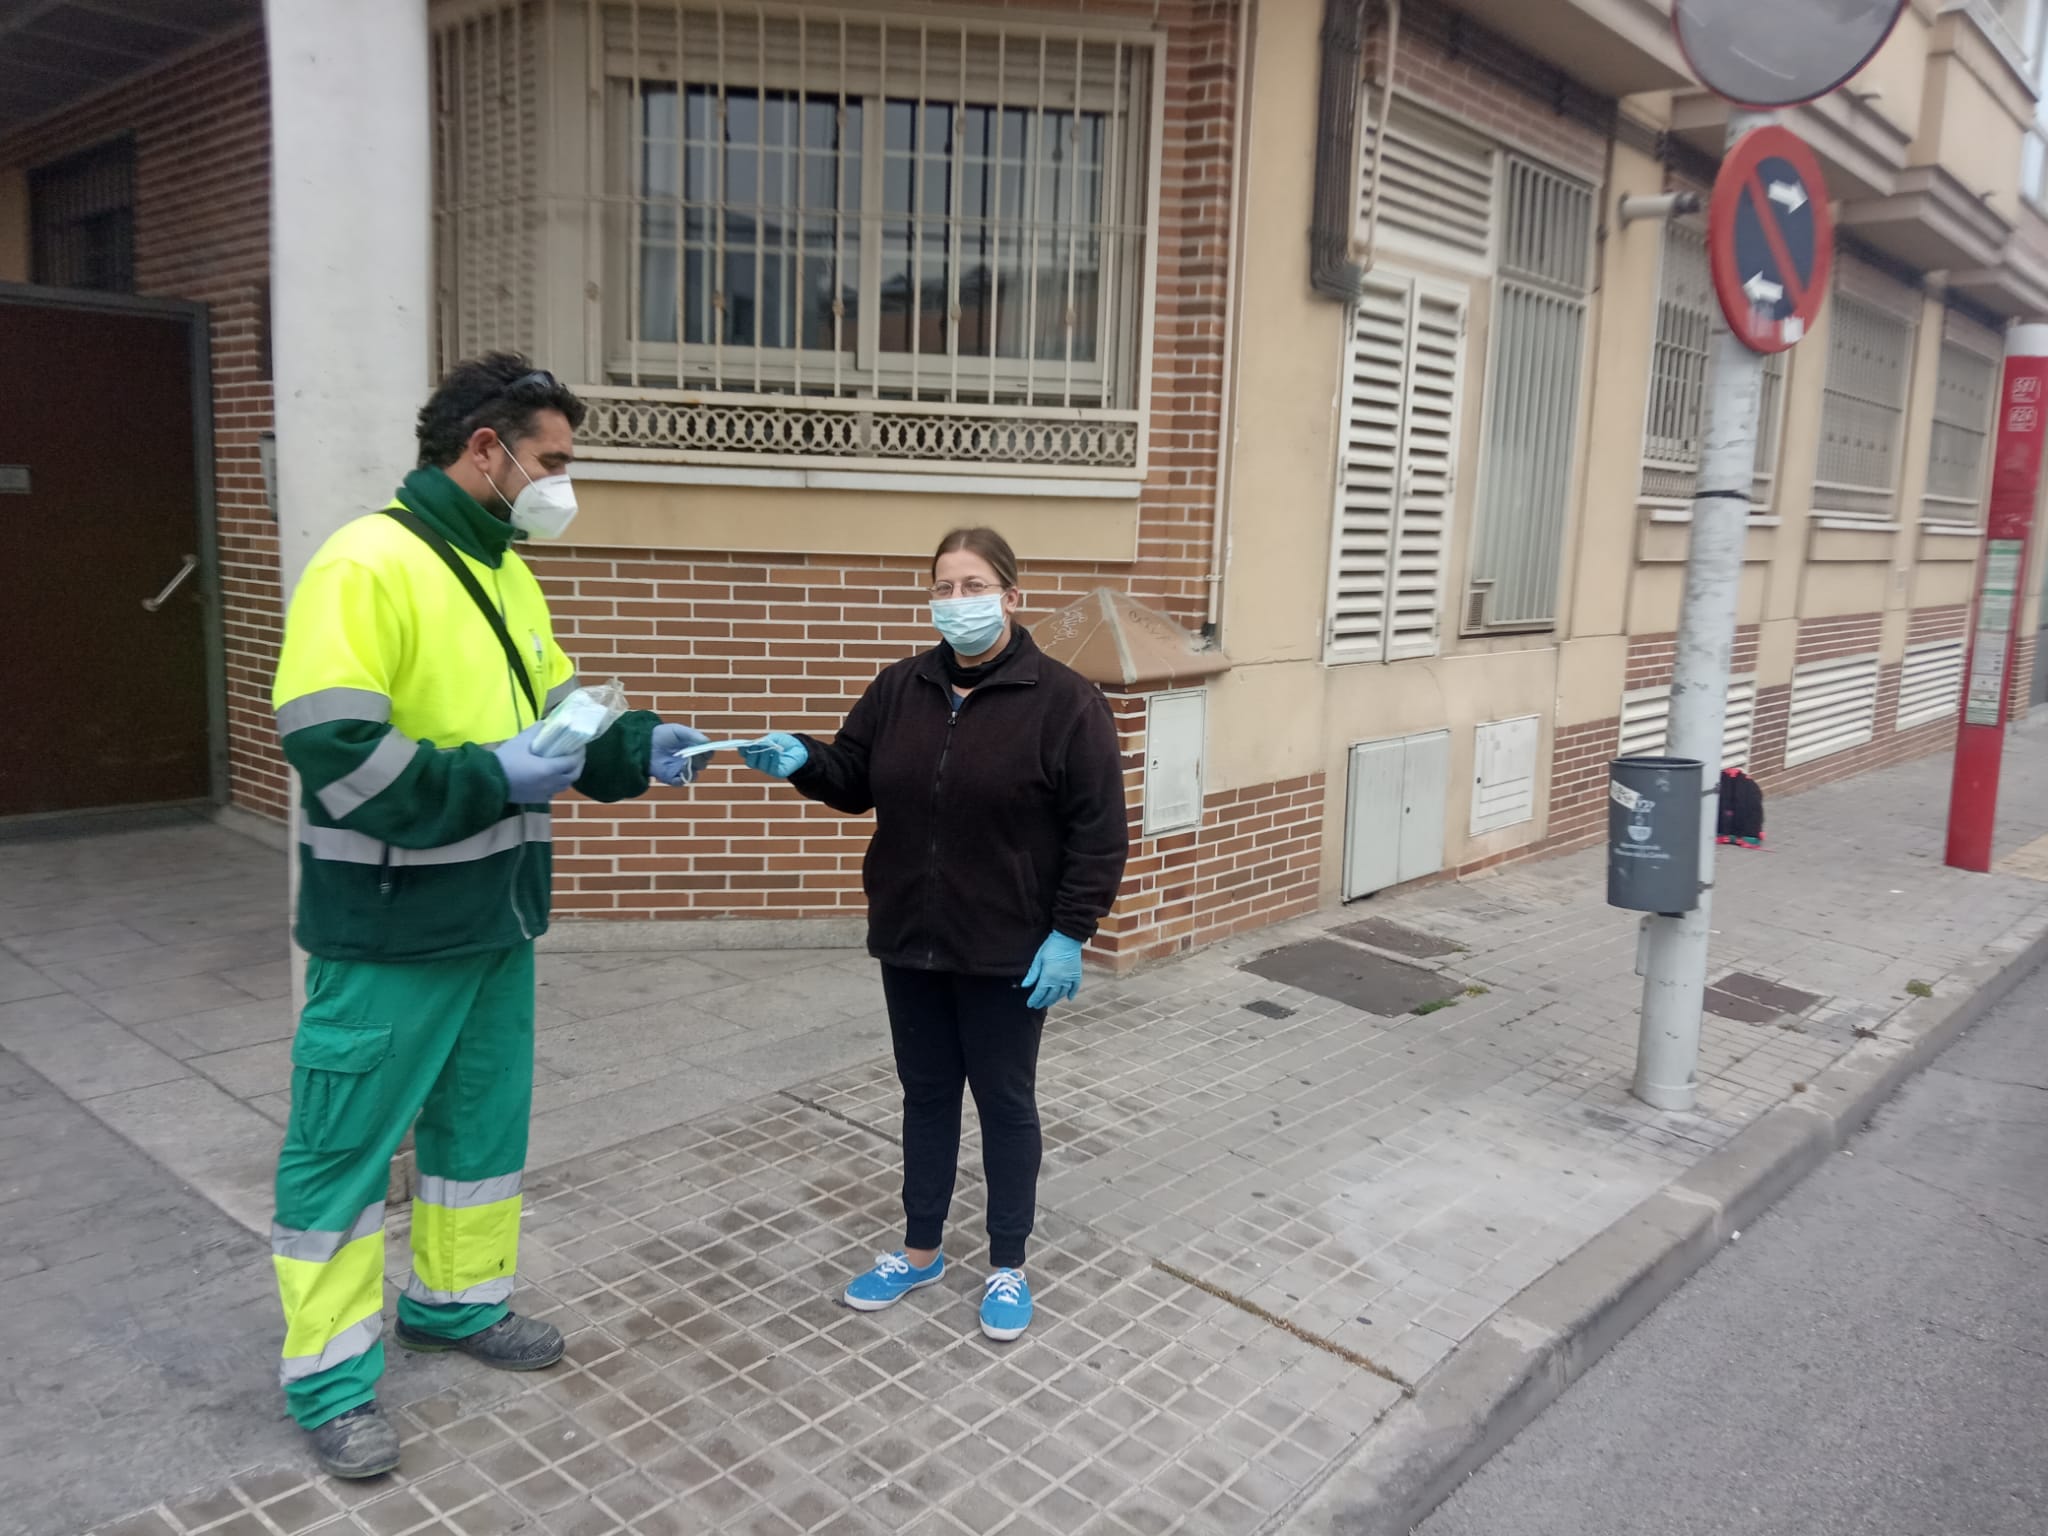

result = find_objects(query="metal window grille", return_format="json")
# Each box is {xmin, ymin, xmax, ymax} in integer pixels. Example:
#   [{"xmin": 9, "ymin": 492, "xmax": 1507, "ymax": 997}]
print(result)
[
  {"xmin": 1640, "ymin": 219, "xmax": 1784, "ymax": 506},
  {"xmin": 29, "ymin": 137, "xmax": 136, "ymax": 293},
  {"xmin": 1465, "ymin": 158, "xmax": 1593, "ymax": 630},
  {"xmin": 1896, "ymin": 638, "xmax": 1965, "ymax": 729},
  {"xmin": 1923, "ymin": 339, "xmax": 1996, "ymax": 521},
  {"xmin": 1785, "ymin": 653, "xmax": 1880, "ymax": 765},
  {"xmin": 1325, "ymin": 274, "xmax": 1468, "ymax": 664},
  {"xmin": 1358, "ymin": 103, "xmax": 1497, "ymax": 269},
  {"xmin": 431, "ymin": 1, "xmax": 1156, "ymax": 475},
  {"xmin": 1617, "ymin": 677, "xmax": 1757, "ymax": 769},
  {"xmin": 1816, "ymin": 292, "xmax": 1914, "ymax": 519}
]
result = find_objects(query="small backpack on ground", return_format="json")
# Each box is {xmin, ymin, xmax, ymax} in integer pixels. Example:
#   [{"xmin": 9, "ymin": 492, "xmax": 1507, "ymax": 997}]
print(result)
[{"xmin": 1717, "ymin": 768, "xmax": 1765, "ymax": 848}]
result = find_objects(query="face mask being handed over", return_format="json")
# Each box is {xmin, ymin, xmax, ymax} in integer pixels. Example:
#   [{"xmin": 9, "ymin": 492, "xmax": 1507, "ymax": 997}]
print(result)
[
  {"xmin": 930, "ymin": 592, "xmax": 1007, "ymax": 657},
  {"xmin": 490, "ymin": 448, "xmax": 579, "ymax": 540}
]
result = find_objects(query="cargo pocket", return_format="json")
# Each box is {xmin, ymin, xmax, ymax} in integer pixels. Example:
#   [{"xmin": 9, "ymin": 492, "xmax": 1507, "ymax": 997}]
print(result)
[{"xmin": 289, "ymin": 1015, "xmax": 393, "ymax": 1155}]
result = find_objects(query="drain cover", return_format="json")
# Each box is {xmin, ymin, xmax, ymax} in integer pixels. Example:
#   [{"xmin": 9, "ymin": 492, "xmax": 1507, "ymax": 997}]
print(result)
[
  {"xmin": 1333, "ymin": 917, "xmax": 1463, "ymax": 959},
  {"xmin": 1706, "ymin": 971, "xmax": 1823, "ymax": 1024},
  {"xmin": 1243, "ymin": 939, "xmax": 1459, "ymax": 1017},
  {"xmin": 1243, "ymin": 999, "xmax": 1296, "ymax": 1020}
]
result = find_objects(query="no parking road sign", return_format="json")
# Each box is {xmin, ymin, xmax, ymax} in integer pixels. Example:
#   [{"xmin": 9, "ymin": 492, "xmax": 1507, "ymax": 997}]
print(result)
[{"xmin": 1708, "ymin": 124, "xmax": 1833, "ymax": 355}]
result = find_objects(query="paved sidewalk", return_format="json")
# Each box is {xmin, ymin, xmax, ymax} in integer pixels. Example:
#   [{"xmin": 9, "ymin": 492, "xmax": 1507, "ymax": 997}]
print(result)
[{"xmin": 6, "ymin": 729, "xmax": 2048, "ymax": 1535}]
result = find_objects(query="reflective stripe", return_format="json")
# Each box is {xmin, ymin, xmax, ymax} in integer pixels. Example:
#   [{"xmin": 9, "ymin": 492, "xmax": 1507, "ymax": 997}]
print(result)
[
  {"xmin": 278, "ymin": 1313, "xmax": 383, "ymax": 1384},
  {"xmin": 316, "ymin": 731, "xmax": 418, "ymax": 820},
  {"xmin": 415, "ymin": 1172, "xmax": 523, "ymax": 1209},
  {"xmin": 543, "ymin": 674, "xmax": 580, "ymax": 712},
  {"xmin": 276, "ymin": 687, "xmax": 393, "ymax": 736},
  {"xmin": 271, "ymin": 1201, "xmax": 385, "ymax": 1263},
  {"xmin": 401, "ymin": 1273, "xmax": 516, "ymax": 1308},
  {"xmin": 300, "ymin": 811, "xmax": 552, "ymax": 867}
]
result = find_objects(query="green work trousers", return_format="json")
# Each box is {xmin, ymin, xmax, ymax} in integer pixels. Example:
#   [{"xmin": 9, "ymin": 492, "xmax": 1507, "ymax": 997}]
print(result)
[{"xmin": 271, "ymin": 944, "xmax": 535, "ymax": 1429}]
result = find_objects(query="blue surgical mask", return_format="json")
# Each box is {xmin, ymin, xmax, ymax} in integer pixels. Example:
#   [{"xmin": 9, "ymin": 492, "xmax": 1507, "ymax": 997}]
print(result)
[{"xmin": 930, "ymin": 593, "xmax": 1007, "ymax": 656}]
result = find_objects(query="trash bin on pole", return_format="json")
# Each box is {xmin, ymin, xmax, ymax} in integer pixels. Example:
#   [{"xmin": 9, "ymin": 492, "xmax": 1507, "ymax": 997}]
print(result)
[{"xmin": 1607, "ymin": 756, "xmax": 1703, "ymax": 915}]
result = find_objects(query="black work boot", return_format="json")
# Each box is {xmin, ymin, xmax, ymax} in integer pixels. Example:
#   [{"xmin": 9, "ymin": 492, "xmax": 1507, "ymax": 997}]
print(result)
[
  {"xmin": 394, "ymin": 1312, "xmax": 565, "ymax": 1370},
  {"xmin": 307, "ymin": 1405, "xmax": 401, "ymax": 1480}
]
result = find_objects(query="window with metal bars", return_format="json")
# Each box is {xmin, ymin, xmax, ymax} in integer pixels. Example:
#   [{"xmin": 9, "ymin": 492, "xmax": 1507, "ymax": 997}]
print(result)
[
  {"xmin": 1640, "ymin": 219, "xmax": 1785, "ymax": 509},
  {"xmin": 430, "ymin": 2, "xmax": 1157, "ymax": 475},
  {"xmin": 1464, "ymin": 156, "xmax": 1594, "ymax": 631},
  {"xmin": 30, "ymin": 137, "xmax": 136, "ymax": 293},
  {"xmin": 1923, "ymin": 338, "xmax": 1997, "ymax": 522},
  {"xmin": 1816, "ymin": 290, "xmax": 1915, "ymax": 520}
]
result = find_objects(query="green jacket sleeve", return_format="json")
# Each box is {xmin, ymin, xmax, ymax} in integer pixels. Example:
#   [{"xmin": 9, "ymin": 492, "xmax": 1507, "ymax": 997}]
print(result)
[
  {"xmin": 576, "ymin": 709, "xmax": 658, "ymax": 803},
  {"xmin": 273, "ymin": 554, "xmax": 515, "ymax": 849}
]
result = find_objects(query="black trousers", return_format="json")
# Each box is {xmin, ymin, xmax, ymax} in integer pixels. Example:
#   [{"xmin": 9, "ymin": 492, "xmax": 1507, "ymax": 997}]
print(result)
[{"xmin": 881, "ymin": 964, "xmax": 1047, "ymax": 1270}]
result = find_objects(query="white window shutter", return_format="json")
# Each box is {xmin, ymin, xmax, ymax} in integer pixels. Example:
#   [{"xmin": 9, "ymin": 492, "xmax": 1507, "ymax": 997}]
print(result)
[
  {"xmin": 1617, "ymin": 679, "xmax": 1757, "ymax": 770},
  {"xmin": 1387, "ymin": 289, "xmax": 1466, "ymax": 660},
  {"xmin": 1326, "ymin": 282, "xmax": 1408, "ymax": 661},
  {"xmin": 1786, "ymin": 655, "xmax": 1880, "ymax": 765},
  {"xmin": 1325, "ymin": 277, "xmax": 1468, "ymax": 664},
  {"xmin": 1359, "ymin": 106, "xmax": 1497, "ymax": 269},
  {"xmin": 1896, "ymin": 639, "xmax": 1965, "ymax": 729}
]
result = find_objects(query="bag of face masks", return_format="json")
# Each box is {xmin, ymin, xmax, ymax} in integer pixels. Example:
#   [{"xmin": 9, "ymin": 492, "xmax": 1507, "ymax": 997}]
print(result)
[{"xmin": 531, "ymin": 677, "xmax": 629, "ymax": 758}]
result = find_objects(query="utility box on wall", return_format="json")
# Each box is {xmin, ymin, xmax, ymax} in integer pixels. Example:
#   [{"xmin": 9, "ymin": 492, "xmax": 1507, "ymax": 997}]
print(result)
[
  {"xmin": 1142, "ymin": 689, "xmax": 1207, "ymax": 836},
  {"xmin": 1344, "ymin": 730, "xmax": 1449, "ymax": 899}
]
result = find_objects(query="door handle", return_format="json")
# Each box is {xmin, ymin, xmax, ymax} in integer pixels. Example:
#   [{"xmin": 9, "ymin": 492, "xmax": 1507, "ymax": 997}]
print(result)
[{"xmin": 143, "ymin": 554, "xmax": 199, "ymax": 613}]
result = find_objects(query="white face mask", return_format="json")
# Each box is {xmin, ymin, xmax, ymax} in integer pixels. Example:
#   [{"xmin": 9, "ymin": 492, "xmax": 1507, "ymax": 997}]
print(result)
[{"xmin": 490, "ymin": 449, "xmax": 579, "ymax": 539}]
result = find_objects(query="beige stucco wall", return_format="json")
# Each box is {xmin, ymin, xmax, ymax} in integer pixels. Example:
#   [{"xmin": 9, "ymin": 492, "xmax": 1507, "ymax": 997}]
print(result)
[
  {"xmin": 572, "ymin": 478, "xmax": 1139, "ymax": 562},
  {"xmin": 1917, "ymin": 17, "xmax": 2032, "ymax": 219},
  {"xmin": 1211, "ymin": 0, "xmax": 1574, "ymax": 887},
  {"xmin": 1210, "ymin": 0, "xmax": 2035, "ymax": 908}
]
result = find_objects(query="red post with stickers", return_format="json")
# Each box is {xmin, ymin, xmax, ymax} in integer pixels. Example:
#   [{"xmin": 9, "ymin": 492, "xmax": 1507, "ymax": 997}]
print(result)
[{"xmin": 1945, "ymin": 326, "xmax": 2048, "ymax": 873}]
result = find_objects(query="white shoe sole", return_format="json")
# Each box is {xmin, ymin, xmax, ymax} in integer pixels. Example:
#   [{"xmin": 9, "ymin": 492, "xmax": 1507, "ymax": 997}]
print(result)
[
  {"xmin": 843, "ymin": 1270, "xmax": 944, "ymax": 1312},
  {"xmin": 980, "ymin": 1316, "xmax": 1029, "ymax": 1342}
]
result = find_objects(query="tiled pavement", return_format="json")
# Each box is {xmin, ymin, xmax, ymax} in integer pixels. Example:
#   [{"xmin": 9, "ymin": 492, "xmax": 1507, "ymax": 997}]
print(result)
[{"xmin": 10, "ymin": 729, "xmax": 2048, "ymax": 1535}]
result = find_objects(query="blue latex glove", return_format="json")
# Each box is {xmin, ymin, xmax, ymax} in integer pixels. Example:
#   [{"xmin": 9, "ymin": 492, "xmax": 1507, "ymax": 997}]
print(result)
[
  {"xmin": 650, "ymin": 722, "xmax": 711, "ymax": 787},
  {"xmin": 1022, "ymin": 932, "xmax": 1085, "ymax": 1010},
  {"xmin": 493, "ymin": 724, "xmax": 586, "ymax": 803},
  {"xmin": 740, "ymin": 732, "xmax": 809, "ymax": 779}
]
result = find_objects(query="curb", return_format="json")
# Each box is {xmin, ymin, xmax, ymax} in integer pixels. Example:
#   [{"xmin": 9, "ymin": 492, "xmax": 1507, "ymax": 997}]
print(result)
[{"xmin": 1275, "ymin": 918, "xmax": 2048, "ymax": 1536}]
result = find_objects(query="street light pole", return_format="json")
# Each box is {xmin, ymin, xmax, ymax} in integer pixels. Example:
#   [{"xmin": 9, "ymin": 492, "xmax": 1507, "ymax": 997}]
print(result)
[{"xmin": 1633, "ymin": 110, "xmax": 1774, "ymax": 1112}]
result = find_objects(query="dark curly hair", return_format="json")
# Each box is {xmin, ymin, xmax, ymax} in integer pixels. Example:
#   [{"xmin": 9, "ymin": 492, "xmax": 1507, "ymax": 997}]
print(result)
[{"xmin": 416, "ymin": 352, "xmax": 588, "ymax": 468}]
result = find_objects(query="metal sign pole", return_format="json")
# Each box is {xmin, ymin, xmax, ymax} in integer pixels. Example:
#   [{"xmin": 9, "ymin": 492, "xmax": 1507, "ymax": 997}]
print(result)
[
  {"xmin": 1633, "ymin": 109, "xmax": 1774, "ymax": 1111},
  {"xmin": 1944, "ymin": 325, "xmax": 2048, "ymax": 871}
]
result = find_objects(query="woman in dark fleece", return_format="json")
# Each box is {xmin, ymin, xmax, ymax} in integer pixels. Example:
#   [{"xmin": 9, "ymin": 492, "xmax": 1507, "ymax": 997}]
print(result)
[{"xmin": 740, "ymin": 526, "xmax": 1129, "ymax": 1342}]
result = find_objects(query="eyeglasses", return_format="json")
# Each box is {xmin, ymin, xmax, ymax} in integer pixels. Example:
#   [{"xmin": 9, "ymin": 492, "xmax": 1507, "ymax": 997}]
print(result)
[
  {"xmin": 506, "ymin": 369, "xmax": 560, "ymax": 397},
  {"xmin": 929, "ymin": 579, "xmax": 1008, "ymax": 599}
]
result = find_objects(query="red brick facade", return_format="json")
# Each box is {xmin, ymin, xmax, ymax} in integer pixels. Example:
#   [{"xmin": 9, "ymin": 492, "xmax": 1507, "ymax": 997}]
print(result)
[
  {"xmin": 1091, "ymin": 697, "xmax": 1323, "ymax": 969},
  {"xmin": 1, "ymin": 30, "xmax": 285, "ymax": 820}
]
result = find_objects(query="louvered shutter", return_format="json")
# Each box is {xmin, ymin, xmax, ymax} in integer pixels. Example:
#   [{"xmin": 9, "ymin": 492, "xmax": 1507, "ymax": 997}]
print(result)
[
  {"xmin": 1785, "ymin": 655, "xmax": 1880, "ymax": 765},
  {"xmin": 1616, "ymin": 679, "xmax": 1756, "ymax": 770},
  {"xmin": 1896, "ymin": 639, "xmax": 1965, "ymax": 729},
  {"xmin": 1325, "ymin": 276, "xmax": 1468, "ymax": 663},
  {"xmin": 1389, "ymin": 289, "xmax": 1466, "ymax": 659},
  {"xmin": 1359, "ymin": 106, "xmax": 1496, "ymax": 268},
  {"xmin": 1326, "ymin": 283, "xmax": 1407, "ymax": 660}
]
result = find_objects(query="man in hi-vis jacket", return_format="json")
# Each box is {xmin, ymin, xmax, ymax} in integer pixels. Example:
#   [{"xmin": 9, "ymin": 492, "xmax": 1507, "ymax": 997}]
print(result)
[{"xmin": 269, "ymin": 355, "xmax": 711, "ymax": 1478}]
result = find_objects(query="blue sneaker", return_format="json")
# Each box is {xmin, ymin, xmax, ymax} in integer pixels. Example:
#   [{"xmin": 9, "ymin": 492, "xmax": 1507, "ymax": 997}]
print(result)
[
  {"xmin": 844, "ymin": 1251, "xmax": 945, "ymax": 1311},
  {"xmin": 980, "ymin": 1269, "xmax": 1033, "ymax": 1341}
]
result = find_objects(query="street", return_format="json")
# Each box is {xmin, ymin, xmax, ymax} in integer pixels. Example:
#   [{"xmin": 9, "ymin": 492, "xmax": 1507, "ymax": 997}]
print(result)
[{"xmin": 1418, "ymin": 960, "xmax": 2048, "ymax": 1536}]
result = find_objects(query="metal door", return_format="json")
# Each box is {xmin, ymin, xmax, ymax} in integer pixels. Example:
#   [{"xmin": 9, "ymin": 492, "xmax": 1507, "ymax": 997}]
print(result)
[{"xmin": 0, "ymin": 289, "xmax": 218, "ymax": 816}]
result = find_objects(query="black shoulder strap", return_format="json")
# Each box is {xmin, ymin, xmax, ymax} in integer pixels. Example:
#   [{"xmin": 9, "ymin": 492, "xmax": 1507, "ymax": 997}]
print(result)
[{"xmin": 381, "ymin": 506, "xmax": 539, "ymax": 717}]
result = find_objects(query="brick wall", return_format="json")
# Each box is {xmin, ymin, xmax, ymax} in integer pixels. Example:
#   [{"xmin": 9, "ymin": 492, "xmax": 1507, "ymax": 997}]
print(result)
[
  {"xmin": 1765, "ymin": 611, "xmax": 1965, "ymax": 799},
  {"xmin": 4, "ymin": 3, "xmax": 1251, "ymax": 948},
  {"xmin": 1, "ymin": 30, "xmax": 284, "ymax": 821},
  {"xmin": 534, "ymin": 0, "xmax": 1241, "ymax": 930},
  {"xmin": 1090, "ymin": 696, "xmax": 1322, "ymax": 969}
]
